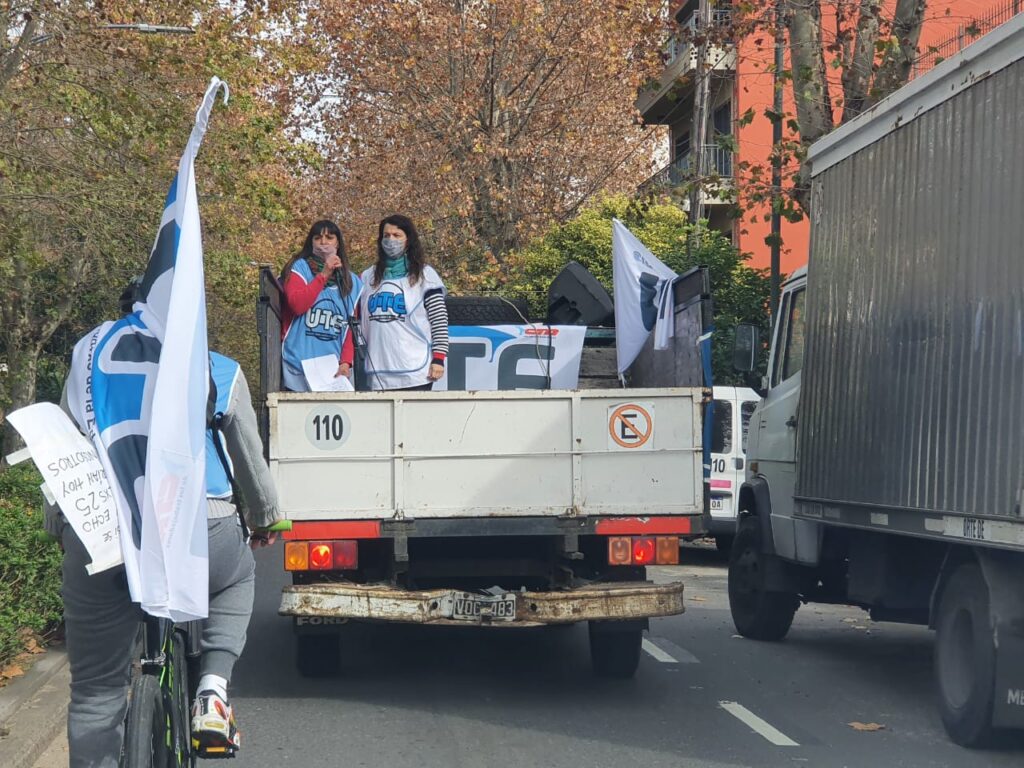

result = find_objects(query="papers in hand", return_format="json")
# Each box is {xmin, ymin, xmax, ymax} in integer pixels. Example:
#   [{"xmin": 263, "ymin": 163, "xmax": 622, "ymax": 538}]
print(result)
[
  {"xmin": 5, "ymin": 402, "xmax": 124, "ymax": 574},
  {"xmin": 302, "ymin": 355, "xmax": 354, "ymax": 392}
]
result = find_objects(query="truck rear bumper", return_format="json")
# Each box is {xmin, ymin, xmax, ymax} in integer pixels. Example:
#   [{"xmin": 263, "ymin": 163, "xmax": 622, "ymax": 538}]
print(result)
[{"xmin": 279, "ymin": 580, "xmax": 685, "ymax": 627}]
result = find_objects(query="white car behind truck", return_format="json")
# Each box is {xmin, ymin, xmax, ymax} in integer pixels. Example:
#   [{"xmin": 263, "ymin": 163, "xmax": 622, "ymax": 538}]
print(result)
[
  {"xmin": 730, "ymin": 18, "xmax": 1024, "ymax": 746},
  {"xmin": 706, "ymin": 386, "xmax": 759, "ymax": 554},
  {"xmin": 256, "ymin": 267, "xmax": 714, "ymax": 678}
]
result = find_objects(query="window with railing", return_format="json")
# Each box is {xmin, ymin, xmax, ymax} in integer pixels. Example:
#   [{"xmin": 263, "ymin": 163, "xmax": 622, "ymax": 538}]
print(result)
[
  {"xmin": 641, "ymin": 143, "xmax": 734, "ymax": 192},
  {"xmin": 663, "ymin": 5, "xmax": 734, "ymax": 66}
]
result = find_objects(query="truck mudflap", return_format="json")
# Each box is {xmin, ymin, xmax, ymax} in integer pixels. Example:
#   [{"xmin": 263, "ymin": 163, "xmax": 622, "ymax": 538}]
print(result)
[{"xmin": 279, "ymin": 580, "xmax": 684, "ymax": 627}]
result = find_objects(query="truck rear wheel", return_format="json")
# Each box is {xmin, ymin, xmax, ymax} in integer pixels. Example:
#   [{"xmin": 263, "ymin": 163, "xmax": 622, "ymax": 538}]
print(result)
[
  {"xmin": 588, "ymin": 622, "xmax": 642, "ymax": 678},
  {"xmin": 935, "ymin": 562, "xmax": 996, "ymax": 747},
  {"xmin": 728, "ymin": 518, "xmax": 798, "ymax": 641},
  {"xmin": 296, "ymin": 633, "xmax": 341, "ymax": 678}
]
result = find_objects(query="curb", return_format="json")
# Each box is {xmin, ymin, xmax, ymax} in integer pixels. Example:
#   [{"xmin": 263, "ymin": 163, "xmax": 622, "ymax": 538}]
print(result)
[{"xmin": 0, "ymin": 647, "xmax": 69, "ymax": 768}]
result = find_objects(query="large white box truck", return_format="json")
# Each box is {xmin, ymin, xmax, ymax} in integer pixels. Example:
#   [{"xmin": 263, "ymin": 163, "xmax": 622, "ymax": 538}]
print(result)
[{"xmin": 730, "ymin": 17, "xmax": 1024, "ymax": 746}]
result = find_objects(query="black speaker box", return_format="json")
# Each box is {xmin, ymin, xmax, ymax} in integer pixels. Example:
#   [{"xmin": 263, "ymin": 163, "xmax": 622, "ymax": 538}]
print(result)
[{"xmin": 547, "ymin": 261, "xmax": 614, "ymax": 326}]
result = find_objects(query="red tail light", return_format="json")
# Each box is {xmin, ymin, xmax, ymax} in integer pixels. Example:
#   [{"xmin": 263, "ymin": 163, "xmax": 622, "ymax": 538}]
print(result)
[
  {"xmin": 607, "ymin": 536, "xmax": 681, "ymax": 566},
  {"xmin": 309, "ymin": 542, "xmax": 333, "ymax": 569},
  {"xmin": 333, "ymin": 540, "xmax": 358, "ymax": 569},
  {"xmin": 632, "ymin": 537, "xmax": 655, "ymax": 565},
  {"xmin": 284, "ymin": 540, "xmax": 358, "ymax": 571}
]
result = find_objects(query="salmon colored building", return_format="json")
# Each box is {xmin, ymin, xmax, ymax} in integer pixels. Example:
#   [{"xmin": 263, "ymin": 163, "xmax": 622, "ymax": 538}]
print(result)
[{"xmin": 638, "ymin": 0, "xmax": 1020, "ymax": 276}]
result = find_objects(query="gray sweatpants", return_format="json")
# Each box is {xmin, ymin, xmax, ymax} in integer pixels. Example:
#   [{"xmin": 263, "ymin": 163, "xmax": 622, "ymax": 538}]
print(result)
[{"xmin": 62, "ymin": 515, "xmax": 255, "ymax": 768}]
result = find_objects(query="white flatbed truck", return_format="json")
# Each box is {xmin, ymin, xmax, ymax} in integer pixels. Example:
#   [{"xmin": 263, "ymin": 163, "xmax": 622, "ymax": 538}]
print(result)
[{"xmin": 257, "ymin": 267, "xmax": 714, "ymax": 678}]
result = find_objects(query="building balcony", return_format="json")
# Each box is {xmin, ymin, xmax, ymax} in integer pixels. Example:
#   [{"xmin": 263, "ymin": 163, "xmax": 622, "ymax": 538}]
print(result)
[
  {"xmin": 638, "ymin": 144, "xmax": 734, "ymax": 204},
  {"xmin": 637, "ymin": 9, "xmax": 736, "ymax": 124}
]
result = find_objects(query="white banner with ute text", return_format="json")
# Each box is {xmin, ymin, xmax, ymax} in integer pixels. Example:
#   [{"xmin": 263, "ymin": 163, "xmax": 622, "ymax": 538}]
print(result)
[{"xmin": 433, "ymin": 325, "xmax": 587, "ymax": 391}]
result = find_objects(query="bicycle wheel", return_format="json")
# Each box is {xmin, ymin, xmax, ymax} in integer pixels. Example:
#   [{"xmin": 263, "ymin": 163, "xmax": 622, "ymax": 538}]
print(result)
[
  {"xmin": 123, "ymin": 673, "xmax": 170, "ymax": 768},
  {"xmin": 167, "ymin": 630, "xmax": 195, "ymax": 767}
]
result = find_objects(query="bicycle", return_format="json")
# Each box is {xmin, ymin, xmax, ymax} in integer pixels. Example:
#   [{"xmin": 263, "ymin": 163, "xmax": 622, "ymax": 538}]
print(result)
[
  {"xmin": 122, "ymin": 615, "xmax": 200, "ymax": 767},
  {"xmin": 120, "ymin": 521, "xmax": 291, "ymax": 767}
]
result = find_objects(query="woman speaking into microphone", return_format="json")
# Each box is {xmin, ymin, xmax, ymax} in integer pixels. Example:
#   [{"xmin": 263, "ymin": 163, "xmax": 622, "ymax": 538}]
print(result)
[{"xmin": 280, "ymin": 219, "xmax": 363, "ymax": 391}]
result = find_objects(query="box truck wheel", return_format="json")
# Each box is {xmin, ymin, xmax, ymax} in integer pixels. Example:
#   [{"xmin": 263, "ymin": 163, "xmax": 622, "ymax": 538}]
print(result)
[
  {"xmin": 296, "ymin": 633, "xmax": 341, "ymax": 678},
  {"xmin": 588, "ymin": 621, "xmax": 642, "ymax": 678},
  {"xmin": 934, "ymin": 562, "xmax": 996, "ymax": 747},
  {"xmin": 728, "ymin": 518, "xmax": 798, "ymax": 641}
]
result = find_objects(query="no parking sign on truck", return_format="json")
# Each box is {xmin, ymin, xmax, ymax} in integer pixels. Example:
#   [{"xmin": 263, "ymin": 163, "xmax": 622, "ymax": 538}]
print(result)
[{"xmin": 608, "ymin": 402, "xmax": 654, "ymax": 450}]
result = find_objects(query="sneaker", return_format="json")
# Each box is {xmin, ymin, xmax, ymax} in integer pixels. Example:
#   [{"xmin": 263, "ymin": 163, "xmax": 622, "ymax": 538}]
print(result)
[{"xmin": 191, "ymin": 690, "xmax": 240, "ymax": 758}]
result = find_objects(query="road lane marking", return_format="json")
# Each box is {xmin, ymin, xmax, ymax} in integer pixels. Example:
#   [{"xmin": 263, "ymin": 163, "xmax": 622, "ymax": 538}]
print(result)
[
  {"xmin": 719, "ymin": 701, "xmax": 800, "ymax": 747},
  {"xmin": 642, "ymin": 638, "xmax": 678, "ymax": 663},
  {"xmin": 648, "ymin": 637, "xmax": 700, "ymax": 664}
]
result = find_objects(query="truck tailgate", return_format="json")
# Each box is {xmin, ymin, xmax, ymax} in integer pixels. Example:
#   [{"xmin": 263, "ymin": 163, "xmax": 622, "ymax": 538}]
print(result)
[{"xmin": 269, "ymin": 388, "xmax": 703, "ymax": 521}]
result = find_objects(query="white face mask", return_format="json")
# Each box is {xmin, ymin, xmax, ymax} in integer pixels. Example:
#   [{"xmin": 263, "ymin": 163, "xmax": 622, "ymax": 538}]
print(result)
[
  {"xmin": 381, "ymin": 238, "xmax": 405, "ymax": 259},
  {"xmin": 312, "ymin": 242, "xmax": 337, "ymax": 260}
]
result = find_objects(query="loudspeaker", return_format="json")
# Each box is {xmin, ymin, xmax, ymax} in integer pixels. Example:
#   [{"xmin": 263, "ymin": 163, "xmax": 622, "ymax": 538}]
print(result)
[{"xmin": 547, "ymin": 261, "xmax": 615, "ymax": 326}]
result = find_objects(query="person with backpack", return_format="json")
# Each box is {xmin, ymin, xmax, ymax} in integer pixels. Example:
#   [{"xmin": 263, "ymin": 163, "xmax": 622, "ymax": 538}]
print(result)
[
  {"xmin": 280, "ymin": 219, "xmax": 363, "ymax": 390},
  {"xmin": 52, "ymin": 282, "xmax": 282, "ymax": 767}
]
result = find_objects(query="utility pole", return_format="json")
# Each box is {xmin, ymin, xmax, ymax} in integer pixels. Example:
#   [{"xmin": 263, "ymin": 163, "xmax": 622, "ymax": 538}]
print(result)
[
  {"xmin": 770, "ymin": 1, "xmax": 784, "ymax": 319},
  {"xmin": 688, "ymin": 0, "xmax": 712, "ymax": 230}
]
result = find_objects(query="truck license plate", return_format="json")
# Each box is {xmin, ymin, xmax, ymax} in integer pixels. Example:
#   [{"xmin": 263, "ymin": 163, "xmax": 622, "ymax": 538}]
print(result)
[
  {"xmin": 446, "ymin": 592, "xmax": 517, "ymax": 622},
  {"xmin": 710, "ymin": 497, "xmax": 725, "ymax": 511}
]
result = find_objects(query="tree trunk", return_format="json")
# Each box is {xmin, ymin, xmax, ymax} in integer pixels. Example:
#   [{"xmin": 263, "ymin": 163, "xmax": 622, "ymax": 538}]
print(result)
[
  {"xmin": 472, "ymin": 156, "xmax": 520, "ymax": 257},
  {"xmin": 785, "ymin": 1, "xmax": 834, "ymax": 213},
  {"xmin": 868, "ymin": 0, "xmax": 927, "ymax": 106},
  {"xmin": 841, "ymin": 1, "xmax": 882, "ymax": 122},
  {"xmin": 0, "ymin": 10, "xmax": 39, "ymax": 96}
]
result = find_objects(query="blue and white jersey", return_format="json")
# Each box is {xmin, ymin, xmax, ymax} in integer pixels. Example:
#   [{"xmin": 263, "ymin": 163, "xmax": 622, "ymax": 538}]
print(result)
[
  {"xmin": 281, "ymin": 258, "xmax": 363, "ymax": 391},
  {"xmin": 206, "ymin": 352, "xmax": 241, "ymax": 499},
  {"xmin": 358, "ymin": 264, "xmax": 445, "ymax": 390},
  {"xmin": 68, "ymin": 321, "xmax": 242, "ymax": 524}
]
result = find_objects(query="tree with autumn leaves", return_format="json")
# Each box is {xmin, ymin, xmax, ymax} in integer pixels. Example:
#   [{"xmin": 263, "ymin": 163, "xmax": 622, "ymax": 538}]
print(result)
[
  {"xmin": 0, "ymin": 1, "xmax": 313, "ymax": 452},
  {"xmin": 299, "ymin": 0, "xmax": 669, "ymax": 283},
  {"xmin": 2, "ymin": 0, "xmax": 679, "ymax": 444}
]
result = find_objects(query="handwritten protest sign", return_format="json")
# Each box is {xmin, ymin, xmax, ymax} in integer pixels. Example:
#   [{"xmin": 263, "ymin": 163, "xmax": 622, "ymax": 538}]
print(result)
[{"xmin": 6, "ymin": 402, "xmax": 123, "ymax": 574}]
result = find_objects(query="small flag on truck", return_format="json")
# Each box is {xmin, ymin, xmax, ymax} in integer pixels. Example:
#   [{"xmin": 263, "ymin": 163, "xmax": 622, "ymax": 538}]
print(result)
[{"xmin": 611, "ymin": 219, "xmax": 678, "ymax": 375}]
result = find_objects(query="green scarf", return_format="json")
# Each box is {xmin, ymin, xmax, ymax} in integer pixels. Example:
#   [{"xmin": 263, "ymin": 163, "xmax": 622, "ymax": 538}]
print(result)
[{"xmin": 383, "ymin": 255, "xmax": 408, "ymax": 279}]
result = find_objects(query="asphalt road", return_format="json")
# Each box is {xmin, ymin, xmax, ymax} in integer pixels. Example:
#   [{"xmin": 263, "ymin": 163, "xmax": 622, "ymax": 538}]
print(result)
[
  {"xmin": 33, "ymin": 542, "xmax": 1024, "ymax": 767},
  {"xmin": 224, "ymin": 542, "xmax": 1023, "ymax": 768}
]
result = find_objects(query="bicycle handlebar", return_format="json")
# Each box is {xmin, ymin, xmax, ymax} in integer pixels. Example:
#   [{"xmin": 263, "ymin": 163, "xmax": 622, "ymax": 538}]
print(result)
[{"xmin": 262, "ymin": 520, "xmax": 292, "ymax": 533}]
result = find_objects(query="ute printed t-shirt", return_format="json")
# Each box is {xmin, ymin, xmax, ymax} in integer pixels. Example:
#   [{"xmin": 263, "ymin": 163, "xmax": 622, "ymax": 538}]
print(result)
[
  {"xmin": 282, "ymin": 258, "xmax": 363, "ymax": 391},
  {"xmin": 359, "ymin": 264, "xmax": 445, "ymax": 390}
]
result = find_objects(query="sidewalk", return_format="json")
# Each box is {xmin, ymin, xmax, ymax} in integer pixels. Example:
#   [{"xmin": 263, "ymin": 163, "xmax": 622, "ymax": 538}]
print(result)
[{"xmin": 0, "ymin": 646, "xmax": 70, "ymax": 768}]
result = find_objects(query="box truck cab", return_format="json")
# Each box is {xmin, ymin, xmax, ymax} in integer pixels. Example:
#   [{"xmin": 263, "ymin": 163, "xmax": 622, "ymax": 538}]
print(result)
[{"xmin": 707, "ymin": 386, "xmax": 760, "ymax": 553}]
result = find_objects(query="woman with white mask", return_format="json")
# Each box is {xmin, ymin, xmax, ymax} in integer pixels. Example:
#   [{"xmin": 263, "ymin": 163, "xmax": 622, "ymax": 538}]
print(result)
[{"xmin": 340, "ymin": 214, "xmax": 448, "ymax": 390}]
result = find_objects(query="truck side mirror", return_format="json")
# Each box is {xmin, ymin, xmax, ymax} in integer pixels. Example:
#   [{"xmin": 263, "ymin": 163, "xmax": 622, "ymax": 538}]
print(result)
[{"xmin": 733, "ymin": 323, "xmax": 759, "ymax": 373}]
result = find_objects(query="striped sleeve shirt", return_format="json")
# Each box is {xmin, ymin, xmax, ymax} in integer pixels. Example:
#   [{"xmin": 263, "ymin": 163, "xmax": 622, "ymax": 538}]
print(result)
[{"xmin": 424, "ymin": 288, "xmax": 449, "ymax": 364}]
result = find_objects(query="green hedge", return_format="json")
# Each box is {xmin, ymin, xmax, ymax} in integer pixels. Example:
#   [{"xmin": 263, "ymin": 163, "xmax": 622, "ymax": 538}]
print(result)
[{"xmin": 0, "ymin": 465, "xmax": 63, "ymax": 669}]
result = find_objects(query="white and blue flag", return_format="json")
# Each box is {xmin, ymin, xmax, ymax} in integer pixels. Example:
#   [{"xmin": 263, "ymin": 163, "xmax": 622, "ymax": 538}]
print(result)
[
  {"xmin": 612, "ymin": 219, "xmax": 678, "ymax": 375},
  {"xmin": 66, "ymin": 78, "xmax": 229, "ymax": 620}
]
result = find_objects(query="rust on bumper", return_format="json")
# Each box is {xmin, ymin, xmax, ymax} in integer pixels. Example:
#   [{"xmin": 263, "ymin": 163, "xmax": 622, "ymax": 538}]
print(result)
[{"xmin": 279, "ymin": 581, "xmax": 685, "ymax": 627}]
